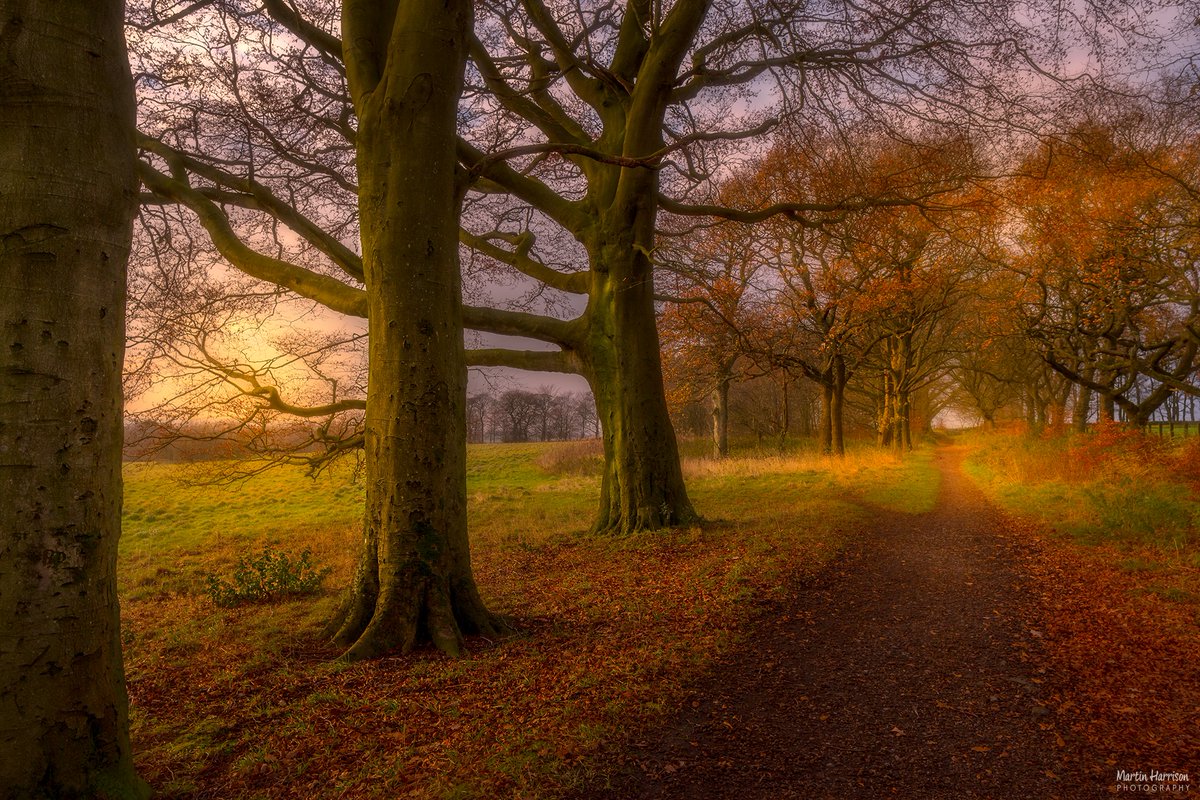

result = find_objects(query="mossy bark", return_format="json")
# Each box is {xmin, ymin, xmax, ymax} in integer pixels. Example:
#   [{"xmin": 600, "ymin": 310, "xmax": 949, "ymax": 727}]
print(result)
[
  {"xmin": 1073, "ymin": 376, "xmax": 1092, "ymax": 432},
  {"xmin": 329, "ymin": 0, "xmax": 505, "ymax": 660},
  {"xmin": 820, "ymin": 382, "xmax": 834, "ymax": 454},
  {"xmin": 0, "ymin": 1, "xmax": 149, "ymax": 796},
  {"xmin": 817, "ymin": 358, "xmax": 847, "ymax": 457},
  {"xmin": 460, "ymin": 0, "xmax": 709, "ymax": 536},
  {"xmin": 831, "ymin": 360, "xmax": 847, "ymax": 457},
  {"xmin": 583, "ymin": 242, "xmax": 697, "ymax": 534}
]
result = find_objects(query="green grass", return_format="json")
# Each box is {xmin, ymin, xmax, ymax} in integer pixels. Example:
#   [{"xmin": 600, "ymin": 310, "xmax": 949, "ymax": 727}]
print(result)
[
  {"xmin": 857, "ymin": 449, "xmax": 941, "ymax": 514},
  {"xmin": 962, "ymin": 436, "xmax": 1200, "ymax": 550},
  {"xmin": 120, "ymin": 440, "xmax": 938, "ymax": 800},
  {"xmin": 962, "ymin": 430, "xmax": 1200, "ymax": 611}
]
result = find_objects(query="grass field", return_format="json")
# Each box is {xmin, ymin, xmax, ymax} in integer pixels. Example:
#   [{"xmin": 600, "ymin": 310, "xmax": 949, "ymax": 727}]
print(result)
[{"xmin": 119, "ymin": 440, "xmax": 938, "ymax": 799}]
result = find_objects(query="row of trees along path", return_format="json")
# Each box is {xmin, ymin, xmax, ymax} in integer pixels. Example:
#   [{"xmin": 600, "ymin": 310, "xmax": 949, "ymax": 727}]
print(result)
[{"xmin": 583, "ymin": 446, "xmax": 1094, "ymax": 800}]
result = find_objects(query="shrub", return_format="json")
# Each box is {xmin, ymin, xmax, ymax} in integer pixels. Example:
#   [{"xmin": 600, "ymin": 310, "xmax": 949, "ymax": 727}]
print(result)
[
  {"xmin": 204, "ymin": 546, "xmax": 332, "ymax": 608},
  {"xmin": 1069, "ymin": 420, "xmax": 1170, "ymax": 481}
]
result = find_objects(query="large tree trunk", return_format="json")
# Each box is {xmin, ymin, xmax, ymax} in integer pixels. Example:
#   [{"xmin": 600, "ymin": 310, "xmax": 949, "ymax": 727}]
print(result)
[
  {"xmin": 569, "ymin": 6, "xmax": 706, "ymax": 535},
  {"xmin": 819, "ymin": 379, "xmax": 834, "ymax": 455},
  {"xmin": 712, "ymin": 376, "xmax": 730, "ymax": 458},
  {"xmin": 776, "ymin": 377, "xmax": 790, "ymax": 453},
  {"xmin": 0, "ymin": 2, "xmax": 149, "ymax": 796},
  {"xmin": 897, "ymin": 388, "xmax": 913, "ymax": 452},
  {"xmin": 877, "ymin": 370, "xmax": 894, "ymax": 448},
  {"xmin": 328, "ymin": 0, "xmax": 505, "ymax": 660},
  {"xmin": 892, "ymin": 335, "xmax": 913, "ymax": 452},
  {"xmin": 1073, "ymin": 381, "xmax": 1092, "ymax": 432},
  {"xmin": 1099, "ymin": 392, "xmax": 1116, "ymax": 422},
  {"xmin": 831, "ymin": 362, "xmax": 847, "ymax": 457},
  {"xmin": 584, "ymin": 248, "xmax": 697, "ymax": 534}
]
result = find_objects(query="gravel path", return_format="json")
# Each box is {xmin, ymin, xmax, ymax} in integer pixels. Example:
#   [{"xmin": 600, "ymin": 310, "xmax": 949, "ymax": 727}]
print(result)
[{"xmin": 581, "ymin": 447, "xmax": 1094, "ymax": 799}]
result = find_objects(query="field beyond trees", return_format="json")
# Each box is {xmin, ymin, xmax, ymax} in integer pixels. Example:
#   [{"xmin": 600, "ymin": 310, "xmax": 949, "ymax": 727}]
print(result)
[{"xmin": 119, "ymin": 432, "xmax": 1199, "ymax": 799}]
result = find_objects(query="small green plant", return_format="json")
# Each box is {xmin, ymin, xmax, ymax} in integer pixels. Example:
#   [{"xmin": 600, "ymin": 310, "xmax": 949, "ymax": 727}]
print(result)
[{"xmin": 204, "ymin": 546, "xmax": 331, "ymax": 608}]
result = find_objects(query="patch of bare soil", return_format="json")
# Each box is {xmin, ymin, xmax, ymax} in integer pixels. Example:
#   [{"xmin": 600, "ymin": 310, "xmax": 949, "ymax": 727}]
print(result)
[{"xmin": 579, "ymin": 448, "xmax": 1098, "ymax": 799}]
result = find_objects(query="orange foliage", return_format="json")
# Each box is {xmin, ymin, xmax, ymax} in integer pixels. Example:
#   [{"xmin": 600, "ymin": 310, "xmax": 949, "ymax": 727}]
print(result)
[{"xmin": 1068, "ymin": 421, "xmax": 1170, "ymax": 478}]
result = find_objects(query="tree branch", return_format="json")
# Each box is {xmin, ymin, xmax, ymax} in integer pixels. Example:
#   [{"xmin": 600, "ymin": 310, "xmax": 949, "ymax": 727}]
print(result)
[{"xmin": 136, "ymin": 160, "xmax": 368, "ymax": 318}]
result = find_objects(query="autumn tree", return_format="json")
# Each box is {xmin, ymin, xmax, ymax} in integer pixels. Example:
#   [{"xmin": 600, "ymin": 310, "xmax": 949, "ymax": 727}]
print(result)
[
  {"xmin": 950, "ymin": 314, "xmax": 1028, "ymax": 428},
  {"xmin": 747, "ymin": 134, "xmax": 884, "ymax": 457},
  {"xmin": 129, "ymin": 0, "xmax": 1087, "ymax": 533},
  {"xmin": 1010, "ymin": 118, "xmax": 1200, "ymax": 428},
  {"xmin": 659, "ymin": 216, "xmax": 765, "ymax": 457},
  {"xmin": 0, "ymin": 0, "xmax": 149, "ymax": 796},
  {"xmin": 860, "ymin": 226, "xmax": 980, "ymax": 450},
  {"xmin": 743, "ymin": 131, "xmax": 987, "ymax": 453},
  {"xmin": 461, "ymin": 0, "xmax": 1086, "ymax": 522}
]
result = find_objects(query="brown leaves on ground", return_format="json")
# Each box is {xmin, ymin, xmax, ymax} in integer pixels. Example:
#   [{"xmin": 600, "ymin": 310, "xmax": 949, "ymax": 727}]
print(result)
[
  {"xmin": 123, "ymin": 520, "xmax": 846, "ymax": 800},
  {"xmin": 1014, "ymin": 524, "xmax": 1200, "ymax": 779}
]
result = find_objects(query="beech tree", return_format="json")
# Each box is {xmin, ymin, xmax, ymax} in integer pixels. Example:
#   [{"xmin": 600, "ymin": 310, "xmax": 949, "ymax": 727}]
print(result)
[
  {"xmin": 330, "ymin": 0, "xmax": 510, "ymax": 658},
  {"xmin": 130, "ymin": 0, "xmax": 1080, "ymax": 534},
  {"xmin": 134, "ymin": 0, "xmax": 510, "ymax": 657},
  {"xmin": 0, "ymin": 0, "xmax": 149, "ymax": 796},
  {"xmin": 459, "ymin": 0, "xmax": 1074, "ymax": 523},
  {"xmin": 748, "ymin": 134, "xmax": 885, "ymax": 457}
]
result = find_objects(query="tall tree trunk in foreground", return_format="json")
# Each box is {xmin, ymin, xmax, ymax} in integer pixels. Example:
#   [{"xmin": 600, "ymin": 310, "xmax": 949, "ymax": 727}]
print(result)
[
  {"xmin": 443, "ymin": 0, "xmax": 701, "ymax": 536},
  {"xmin": 327, "ymin": 0, "xmax": 505, "ymax": 660},
  {"xmin": 819, "ymin": 381, "xmax": 834, "ymax": 455},
  {"xmin": 831, "ymin": 357, "xmax": 847, "ymax": 457},
  {"xmin": 817, "ymin": 357, "xmax": 848, "ymax": 457},
  {"xmin": 1073, "ymin": 377, "xmax": 1092, "ymax": 432},
  {"xmin": 776, "ymin": 378, "xmax": 790, "ymax": 453},
  {"xmin": 584, "ymin": 226, "xmax": 698, "ymax": 534},
  {"xmin": 0, "ymin": 1, "xmax": 149, "ymax": 796}
]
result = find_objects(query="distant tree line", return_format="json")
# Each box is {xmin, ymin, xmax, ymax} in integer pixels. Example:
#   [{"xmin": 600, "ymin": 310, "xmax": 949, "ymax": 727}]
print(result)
[{"xmin": 467, "ymin": 388, "xmax": 597, "ymax": 444}]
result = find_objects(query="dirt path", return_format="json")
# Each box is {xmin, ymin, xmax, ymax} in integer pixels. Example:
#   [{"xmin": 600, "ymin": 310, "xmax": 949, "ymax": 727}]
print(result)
[{"xmin": 581, "ymin": 447, "xmax": 1093, "ymax": 799}]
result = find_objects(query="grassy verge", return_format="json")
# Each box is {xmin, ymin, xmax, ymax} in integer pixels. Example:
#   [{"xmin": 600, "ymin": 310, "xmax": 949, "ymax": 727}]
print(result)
[
  {"xmin": 122, "ymin": 442, "xmax": 930, "ymax": 799},
  {"xmin": 961, "ymin": 429, "xmax": 1200, "ymax": 605}
]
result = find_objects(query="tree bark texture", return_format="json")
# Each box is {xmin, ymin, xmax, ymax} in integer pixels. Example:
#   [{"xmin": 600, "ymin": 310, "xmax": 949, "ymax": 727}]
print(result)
[
  {"xmin": 776, "ymin": 378, "xmax": 790, "ymax": 452},
  {"xmin": 712, "ymin": 377, "xmax": 730, "ymax": 458},
  {"xmin": 584, "ymin": 240, "xmax": 697, "ymax": 533},
  {"xmin": 817, "ymin": 357, "xmax": 848, "ymax": 457},
  {"xmin": 1073, "ymin": 375, "xmax": 1092, "ymax": 432},
  {"xmin": 329, "ymin": 0, "xmax": 505, "ymax": 660},
  {"xmin": 0, "ymin": 1, "xmax": 148, "ymax": 796},
  {"xmin": 819, "ymin": 381, "xmax": 833, "ymax": 455},
  {"xmin": 831, "ymin": 362, "xmax": 846, "ymax": 457}
]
